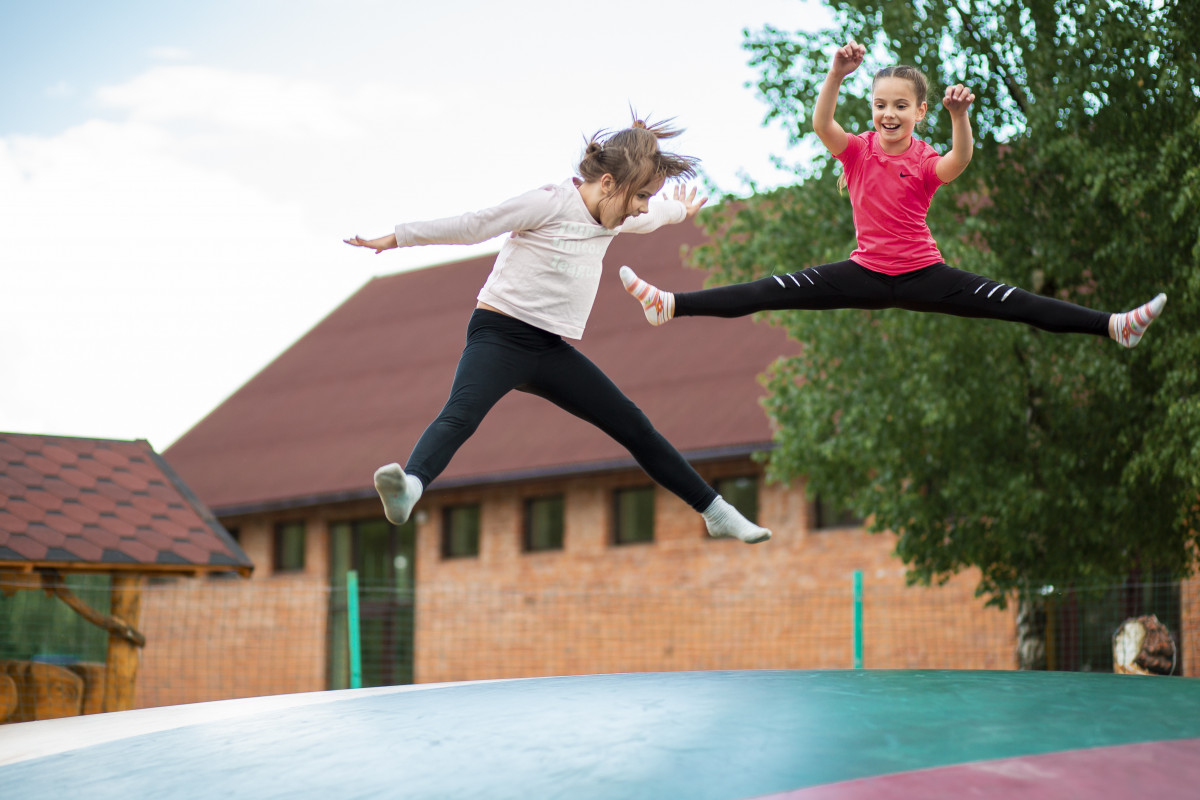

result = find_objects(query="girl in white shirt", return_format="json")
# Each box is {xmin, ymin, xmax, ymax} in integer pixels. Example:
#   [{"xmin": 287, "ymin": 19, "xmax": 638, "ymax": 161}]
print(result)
[{"xmin": 346, "ymin": 119, "xmax": 770, "ymax": 544}]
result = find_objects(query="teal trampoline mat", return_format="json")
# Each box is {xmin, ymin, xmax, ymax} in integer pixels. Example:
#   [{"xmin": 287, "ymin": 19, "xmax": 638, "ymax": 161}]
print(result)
[{"xmin": 3, "ymin": 670, "xmax": 1200, "ymax": 799}]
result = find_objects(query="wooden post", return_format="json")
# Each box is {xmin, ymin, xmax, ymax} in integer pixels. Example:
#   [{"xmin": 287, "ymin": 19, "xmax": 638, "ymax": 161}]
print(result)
[{"xmin": 103, "ymin": 574, "xmax": 144, "ymax": 712}]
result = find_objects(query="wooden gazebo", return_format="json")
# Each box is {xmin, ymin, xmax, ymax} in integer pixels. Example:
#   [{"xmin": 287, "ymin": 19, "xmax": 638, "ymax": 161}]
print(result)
[{"xmin": 0, "ymin": 432, "xmax": 252, "ymax": 723}]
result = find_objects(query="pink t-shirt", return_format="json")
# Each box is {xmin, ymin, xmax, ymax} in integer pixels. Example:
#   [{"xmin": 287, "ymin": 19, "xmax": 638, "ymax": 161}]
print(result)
[{"xmin": 835, "ymin": 131, "xmax": 945, "ymax": 275}]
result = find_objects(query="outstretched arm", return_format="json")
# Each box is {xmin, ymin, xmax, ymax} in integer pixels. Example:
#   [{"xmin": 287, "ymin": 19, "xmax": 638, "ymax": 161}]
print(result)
[
  {"xmin": 344, "ymin": 185, "xmax": 560, "ymax": 254},
  {"xmin": 935, "ymin": 84, "xmax": 975, "ymax": 184},
  {"xmin": 813, "ymin": 40, "xmax": 865, "ymax": 157},
  {"xmin": 344, "ymin": 233, "xmax": 397, "ymax": 253}
]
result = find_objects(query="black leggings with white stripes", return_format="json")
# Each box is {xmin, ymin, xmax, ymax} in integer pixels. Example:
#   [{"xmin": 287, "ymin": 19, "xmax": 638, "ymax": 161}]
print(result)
[
  {"xmin": 405, "ymin": 309, "xmax": 719, "ymax": 511},
  {"xmin": 675, "ymin": 260, "xmax": 1111, "ymax": 335}
]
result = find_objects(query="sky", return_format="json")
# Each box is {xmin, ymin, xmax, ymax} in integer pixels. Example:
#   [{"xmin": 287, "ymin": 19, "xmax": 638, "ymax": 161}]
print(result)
[{"xmin": 2, "ymin": 0, "xmax": 832, "ymax": 453}]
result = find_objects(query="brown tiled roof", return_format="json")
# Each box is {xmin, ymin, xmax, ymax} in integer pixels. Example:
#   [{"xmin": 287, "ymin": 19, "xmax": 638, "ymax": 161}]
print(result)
[
  {"xmin": 165, "ymin": 219, "xmax": 801, "ymax": 514},
  {"xmin": 0, "ymin": 433, "xmax": 252, "ymax": 576}
]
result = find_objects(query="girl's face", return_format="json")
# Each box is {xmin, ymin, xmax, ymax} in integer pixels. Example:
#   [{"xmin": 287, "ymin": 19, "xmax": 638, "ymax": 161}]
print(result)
[
  {"xmin": 598, "ymin": 174, "xmax": 666, "ymax": 229},
  {"xmin": 871, "ymin": 76, "xmax": 927, "ymax": 154}
]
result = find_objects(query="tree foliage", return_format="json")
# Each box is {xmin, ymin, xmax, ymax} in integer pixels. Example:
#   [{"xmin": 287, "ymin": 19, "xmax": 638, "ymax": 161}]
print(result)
[{"xmin": 689, "ymin": 0, "xmax": 1200, "ymax": 605}]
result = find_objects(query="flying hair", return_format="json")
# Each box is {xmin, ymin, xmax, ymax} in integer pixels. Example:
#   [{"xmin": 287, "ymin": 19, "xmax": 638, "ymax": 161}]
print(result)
[{"xmin": 578, "ymin": 114, "xmax": 700, "ymax": 213}]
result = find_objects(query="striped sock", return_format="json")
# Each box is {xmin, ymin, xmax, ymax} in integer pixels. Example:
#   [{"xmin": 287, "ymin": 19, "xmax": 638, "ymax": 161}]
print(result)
[
  {"xmin": 619, "ymin": 266, "xmax": 675, "ymax": 326},
  {"xmin": 1110, "ymin": 293, "xmax": 1167, "ymax": 348}
]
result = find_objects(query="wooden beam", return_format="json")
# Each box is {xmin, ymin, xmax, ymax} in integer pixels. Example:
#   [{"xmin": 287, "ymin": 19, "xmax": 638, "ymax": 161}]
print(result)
[
  {"xmin": 0, "ymin": 571, "xmax": 40, "ymax": 596},
  {"xmin": 0, "ymin": 561, "xmax": 252, "ymax": 578},
  {"xmin": 103, "ymin": 574, "xmax": 144, "ymax": 713},
  {"xmin": 39, "ymin": 570, "xmax": 146, "ymax": 647}
]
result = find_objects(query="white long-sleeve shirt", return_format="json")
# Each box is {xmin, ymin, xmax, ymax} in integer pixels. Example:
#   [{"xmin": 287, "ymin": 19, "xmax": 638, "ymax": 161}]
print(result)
[{"xmin": 395, "ymin": 177, "xmax": 686, "ymax": 339}]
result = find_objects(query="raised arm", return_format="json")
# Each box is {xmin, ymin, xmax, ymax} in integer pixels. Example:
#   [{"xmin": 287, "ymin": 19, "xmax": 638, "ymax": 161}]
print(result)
[
  {"xmin": 935, "ymin": 83, "xmax": 976, "ymax": 184},
  {"xmin": 813, "ymin": 40, "xmax": 865, "ymax": 157}
]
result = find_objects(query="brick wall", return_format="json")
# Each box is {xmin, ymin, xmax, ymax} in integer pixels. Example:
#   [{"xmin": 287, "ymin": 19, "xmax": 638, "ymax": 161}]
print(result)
[
  {"xmin": 130, "ymin": 457, "xmax": 1193, "ymax": 708},
  {"xmin": 409, "ymin": 458, "xmax": 1015, "ymax": 682},
  {"xmin": 135, "ymin": 514, "xmax": 337, "ymax": 707}
]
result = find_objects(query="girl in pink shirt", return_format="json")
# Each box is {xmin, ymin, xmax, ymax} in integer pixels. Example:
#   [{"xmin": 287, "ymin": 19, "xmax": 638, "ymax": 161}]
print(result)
[
  {"xmin": 345, "ymin": 118, "xmax": 770, "ymax": 544},
  {"xmin": 621, "ymin": 41, "xmax": 1166, "ymax": 349}
]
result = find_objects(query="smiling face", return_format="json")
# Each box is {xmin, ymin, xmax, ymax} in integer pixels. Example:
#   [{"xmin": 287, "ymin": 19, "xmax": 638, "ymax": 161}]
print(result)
[{"xmin": 871, "ymin": 74, "xmax": 928, "ymax": 154}]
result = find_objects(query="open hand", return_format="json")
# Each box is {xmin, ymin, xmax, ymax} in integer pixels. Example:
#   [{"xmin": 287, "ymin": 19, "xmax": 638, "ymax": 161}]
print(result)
[
  {"xmin": 343, "ymin": 234, "xmax": 396, "ymax": 254},
  {"xmin": 674, "ymin": 184, "xmax": 708, "ymax": 220}
]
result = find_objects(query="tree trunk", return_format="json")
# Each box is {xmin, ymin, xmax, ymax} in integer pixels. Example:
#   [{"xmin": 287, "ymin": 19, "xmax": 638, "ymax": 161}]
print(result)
[
  {"xmin": 103, "ymin": 574, "xmax": 144, "ymax": 712},
  {"xmin": 1016, "ymin": 594, "xmax": 1047, "ymax": 670}
]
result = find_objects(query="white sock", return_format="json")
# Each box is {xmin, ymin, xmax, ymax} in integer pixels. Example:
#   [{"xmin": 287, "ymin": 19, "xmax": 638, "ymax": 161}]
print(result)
[
  {"xmin": 702, "ymin": 496, "xmax": 771, "ymax": 544},
  {"xmin": 1111, "ymin": 293, "xmax": 1167, "ymax": 348},
  {"xmin": 373, "ymin": 463, "xmax": 423, "ymax": 525},
  {"xmin": 619, "ymin": 265, "xmax": 675, "ymax": 326}
]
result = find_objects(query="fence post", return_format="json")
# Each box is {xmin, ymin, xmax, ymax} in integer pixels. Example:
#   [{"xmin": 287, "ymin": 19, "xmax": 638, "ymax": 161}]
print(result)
[
  {"xmin": 853, "ymin": 570, "xmax": 863, "ymax": 669},
  {"xmin": 347, "ymin": 570, "xmax": 362, "ymax": 689}
]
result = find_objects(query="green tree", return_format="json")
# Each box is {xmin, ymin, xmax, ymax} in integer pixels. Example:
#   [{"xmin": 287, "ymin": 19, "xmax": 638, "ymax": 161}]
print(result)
[{"xmin": 690, "ymin": 0, "xmax": 1200, "ymax": 651}]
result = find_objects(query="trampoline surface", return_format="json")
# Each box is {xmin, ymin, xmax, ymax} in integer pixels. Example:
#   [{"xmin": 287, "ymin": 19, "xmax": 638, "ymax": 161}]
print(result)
[{"xmin": 3, "ymin": 669, "xmax": 1200, "ymax": 799}]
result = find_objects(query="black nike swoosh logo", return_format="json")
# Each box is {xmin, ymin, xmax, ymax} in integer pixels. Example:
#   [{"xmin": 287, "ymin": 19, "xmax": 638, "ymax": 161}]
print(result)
[{"xmin": 900, "ymin": 171, "xmax": 916, "ymax": 178}]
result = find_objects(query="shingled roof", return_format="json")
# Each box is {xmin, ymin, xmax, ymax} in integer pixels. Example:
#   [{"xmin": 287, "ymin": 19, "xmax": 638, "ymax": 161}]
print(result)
[
  {"xmin": 165, "ymin": 217, "xmax": 801, "ymax": 515},
  {"xmin": 0, "ymin": 433, "xmax": 252, "ymax": 577}
]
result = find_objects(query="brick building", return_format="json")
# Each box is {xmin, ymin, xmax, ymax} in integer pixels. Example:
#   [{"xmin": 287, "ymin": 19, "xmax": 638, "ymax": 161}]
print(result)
[{"xmin": 153, "ymin": 216, "xmax": 1194, "ymax": 702}]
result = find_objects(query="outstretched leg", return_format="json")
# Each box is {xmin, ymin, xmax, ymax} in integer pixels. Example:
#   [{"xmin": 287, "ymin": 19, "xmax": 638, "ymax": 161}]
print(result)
[
  {"xmin": 620, "ymin": 260, "xmax": 891, "ymax": 324},
  {"xmin": 891, "ymin": 264, "xmax": 1165, "ymax": 345},
  {"xmin": 622, "ymin": 261, "xmax": 1167, "ymax": 347},
  {"xmin": 524, "ymin": 340, "xmax": 771, "ymax": 543},
  {"xmin": 381, "ymin": 310, "xmax": 539, "ymax": 523}
]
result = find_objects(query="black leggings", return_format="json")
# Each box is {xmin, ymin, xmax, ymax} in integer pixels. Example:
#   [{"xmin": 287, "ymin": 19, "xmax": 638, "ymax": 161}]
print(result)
[
  {"xmin": 676, "ymin": 260, "xmax": 1111, "ymax": 335},
  {"xmin": 406, "ymin": 309, "xmax": 718, "ymax": 512}
]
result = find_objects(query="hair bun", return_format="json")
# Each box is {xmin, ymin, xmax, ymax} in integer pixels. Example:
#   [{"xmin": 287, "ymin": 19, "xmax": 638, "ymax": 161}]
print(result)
[{"xmin": 631, "ymin": 119, "xmax": 646, "ymax": 130}]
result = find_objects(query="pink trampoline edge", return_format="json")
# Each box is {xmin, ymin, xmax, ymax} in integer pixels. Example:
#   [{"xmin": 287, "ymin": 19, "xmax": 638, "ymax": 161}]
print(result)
[{"xmin": 753, "ymin": 737, "xmax": 1200, "ymax": 800}]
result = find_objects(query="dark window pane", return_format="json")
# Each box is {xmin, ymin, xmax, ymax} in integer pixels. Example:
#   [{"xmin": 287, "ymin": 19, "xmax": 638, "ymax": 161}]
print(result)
[
  {"xmin": 614, "ymin": 487, "xmax": 655, "ymax": 545},
  {"xmin": 525, "ymin": 495, "xmax": 564, "ymax": 552},
  {"xmin": 813, "ymin": 496, "xmax": 862, "ymax": 530},
  {"xmin": 274, "ymin": 521, "xmax": 306, "ymax": 572},
  {"xmin": 442, "ymin": 504, "xmax": 480, "ymax": 558}
]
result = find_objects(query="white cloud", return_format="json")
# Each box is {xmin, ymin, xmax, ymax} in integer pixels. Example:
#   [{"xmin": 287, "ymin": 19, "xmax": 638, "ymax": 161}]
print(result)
[
  {"xmin": 2, "ymin": 1, "xmax": 825, "ymax": 450},
  {"xmin": 95, "ymin": 66, "xmax": 365, "ymax": 140},
  {"xmin": 1, "ymin": 79, "xmax": 386, "ymax": 448}
]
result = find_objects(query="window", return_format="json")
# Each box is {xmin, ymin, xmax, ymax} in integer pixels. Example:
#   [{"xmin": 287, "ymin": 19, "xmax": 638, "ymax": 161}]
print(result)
[
  {"xmin": 209, "ymin": 525, "xmax": 242, "ymax": 579},
  {"xmin": 812, "ymin": 496, "xmax": 863, "ymax": 530},
  {"xmin": 274, "ymin": 521, "xmax": 307, "ymax": 572},
  {"xmin": 0, "ymin": 573, "xmax": 111, "ymax": 663},
  {"xmin": 613, "ymin": 486, "xmax": 655, "ymax": 545},
  {"xmin": 524, "ymin": 495, "xmax": 564, "ymax": 552},
  {"xmin": 714, "ymin": 476, "xmax": 759, "ymax": 524},
  {"xmin": 442, "ymin": 504, "xmax": 481, "ymax": 558},
  {"xmin": 328, "ymin": 517, "xmax": 416, "ymax": 689}
]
